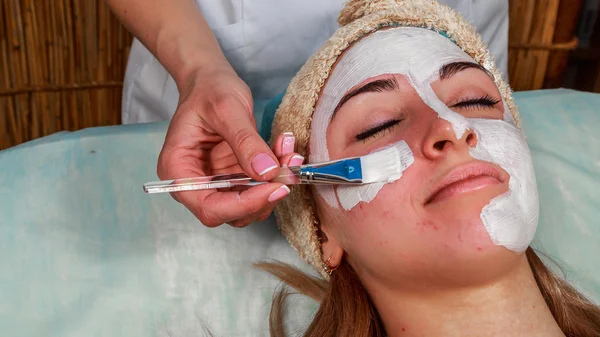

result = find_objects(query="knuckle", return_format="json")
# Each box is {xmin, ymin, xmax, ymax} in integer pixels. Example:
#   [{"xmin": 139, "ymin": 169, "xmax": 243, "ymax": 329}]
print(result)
[
  {"xmin": 232, "ymin": 221, "xmax": 249, "ymax": 228},
  {"xmin": 156, "ymin": 147, "xmax": 180, "ymax": 180},
  {"xmin": 237, "ymin": 220, "xmax": 251, "ymax": 228},
  {"xmin": 211, "ymin": 94, "xmax": 240, "ymax": 119},
  {"xmin": 232, "ymin": 128, "xmax": 256, "ymax": 154},
  {"xmin": 156, "ymin": 150, "xmax": 169, "ymax": 179},
  {"xmin": 242, "ymin": 198, "xmax": 265, "ymax": 216},
  {"xmin": 169, "ymin": 192, "xmax": 182, "ymax": 204},
  {"xmin": 258, "ymin": 212, "xmax": 271, "ymax": 222},
  {"xmin": 201, "ymin": 218, "xmax": 222, "ymax": 228},
  {"xmin": 196, "ymin": 209, "xmax": 224, "ymax": 228}
]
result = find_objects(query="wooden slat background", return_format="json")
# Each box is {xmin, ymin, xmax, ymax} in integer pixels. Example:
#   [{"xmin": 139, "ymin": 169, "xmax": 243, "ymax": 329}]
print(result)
[
  {"xmin": 0, "ymin": 0, "xmax": 132, "ymax": 150},
  {"xmin": 0, "ymin": 0, "xmax": 582, "ymax": 150}
]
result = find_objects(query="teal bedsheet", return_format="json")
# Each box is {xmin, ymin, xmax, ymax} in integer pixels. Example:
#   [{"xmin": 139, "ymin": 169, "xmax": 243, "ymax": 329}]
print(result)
[{"xmin": 0, "ymin": 89, "xmax": 599, "ymax": 336}]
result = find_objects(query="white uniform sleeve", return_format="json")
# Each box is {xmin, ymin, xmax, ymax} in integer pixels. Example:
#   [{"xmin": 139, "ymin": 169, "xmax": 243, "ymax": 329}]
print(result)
[{"xmin": 121, "ymin": 0, "xmax": 508, "ymax": 125}]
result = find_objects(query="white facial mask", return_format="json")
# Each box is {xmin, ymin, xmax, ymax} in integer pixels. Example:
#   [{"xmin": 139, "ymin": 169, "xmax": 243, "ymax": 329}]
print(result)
[
  {"xmin": 310, "ymin": 27, "xmax": 539, "ymax": 252},
  {"xmin": 469, "ymin": 117, "xmax": 539, "ymax": 252},
  {"xmin": 337, "ymin": 140, "xmax": 414, "ymax": 210}
]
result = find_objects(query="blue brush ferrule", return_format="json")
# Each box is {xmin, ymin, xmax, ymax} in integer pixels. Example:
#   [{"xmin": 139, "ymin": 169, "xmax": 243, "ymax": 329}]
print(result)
[{"xmin": 302, "ymin": 158, "xmax": 363, "ymax": 182}]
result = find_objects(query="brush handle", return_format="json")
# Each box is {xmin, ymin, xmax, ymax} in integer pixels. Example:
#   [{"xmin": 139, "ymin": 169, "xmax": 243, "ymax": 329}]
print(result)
[{"xmin": 143, "ymin": 167, "xmax": 301, "ymax": 194}]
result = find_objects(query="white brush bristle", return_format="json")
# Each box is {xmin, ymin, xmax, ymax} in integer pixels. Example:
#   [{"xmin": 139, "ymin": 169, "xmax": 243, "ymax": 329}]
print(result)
[{"xmin": 359, "ymin": 142, "xmax": 414, "ymax": 183}]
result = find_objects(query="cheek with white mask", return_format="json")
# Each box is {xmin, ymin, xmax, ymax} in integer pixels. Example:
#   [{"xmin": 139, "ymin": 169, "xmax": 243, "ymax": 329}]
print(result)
[{"xmin": 309, "ymin": 27, "xmax": 539, "ymax": 253}]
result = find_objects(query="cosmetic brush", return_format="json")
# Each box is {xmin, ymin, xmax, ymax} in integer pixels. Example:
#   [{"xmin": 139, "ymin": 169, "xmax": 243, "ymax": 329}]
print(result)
[{"xmin": 143, "ymin": 143, "xmax": 411, "ymax": 194}]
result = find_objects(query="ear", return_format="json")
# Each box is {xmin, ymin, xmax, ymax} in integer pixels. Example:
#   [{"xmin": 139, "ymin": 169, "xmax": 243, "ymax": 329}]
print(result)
[{"xmin": 320, "ymin": 221, "xmax": 345, "ymax": 269}]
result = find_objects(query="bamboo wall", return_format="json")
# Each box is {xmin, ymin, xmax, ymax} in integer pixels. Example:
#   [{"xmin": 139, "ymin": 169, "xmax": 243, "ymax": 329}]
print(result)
[
  {"xmin": 0, "ymin": 0, "xmax": 132, "ymax": 150},
  {"xmin": 508, "ymin": 0, "xmax": 581, "ymax": 91},
  {"xmin": 0, "ymin": 0, "xmax": 584, "ymax": 150}
]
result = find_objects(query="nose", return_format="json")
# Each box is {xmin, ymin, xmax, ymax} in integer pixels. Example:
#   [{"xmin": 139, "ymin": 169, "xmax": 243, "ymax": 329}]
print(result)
[{"xmin": 422, "ymin": 118, "xmax": 477, "ymax": 160}]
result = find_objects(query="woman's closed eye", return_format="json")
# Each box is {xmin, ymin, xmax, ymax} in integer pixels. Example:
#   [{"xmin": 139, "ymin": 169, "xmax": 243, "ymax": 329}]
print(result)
[
  {"xmin": 353, "ymin": 94, "xmax": 500, "ymax": 142},
  {"xmin": 449, "ymin": 94, "xmax": 501, "ymax": 110},
  {"xmin": 356, "ymin": 119, "xmax": 402, "ymax": 141}
]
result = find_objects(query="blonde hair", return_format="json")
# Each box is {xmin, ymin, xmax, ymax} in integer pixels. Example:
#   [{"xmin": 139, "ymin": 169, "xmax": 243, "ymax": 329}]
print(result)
[{"xmin": 256, "ymin": 248, "xmax": 600, "ymax": 336}]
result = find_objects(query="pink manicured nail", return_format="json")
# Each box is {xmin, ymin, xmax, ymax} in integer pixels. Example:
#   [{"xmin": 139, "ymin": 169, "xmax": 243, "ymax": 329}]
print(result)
[
  {"xmin": 281, "ymin": 133, "xmax": 295, "ymax": 155},
  {"xmin": 288, "ymin": 155, "xmax": 305, "ymax": 167},
  {"xmin": 268, "ymin": 185, "xmax": 290, "ymax": 203},
  {"xmin": 252, "ymin": 153, "xmax": 278, "ymax": 176}
]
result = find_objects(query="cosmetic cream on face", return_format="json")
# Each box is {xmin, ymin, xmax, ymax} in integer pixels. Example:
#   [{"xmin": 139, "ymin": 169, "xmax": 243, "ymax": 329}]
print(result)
[{"xmin": 311, "ymin": 27, "xmax": 538, "ymax": 252}]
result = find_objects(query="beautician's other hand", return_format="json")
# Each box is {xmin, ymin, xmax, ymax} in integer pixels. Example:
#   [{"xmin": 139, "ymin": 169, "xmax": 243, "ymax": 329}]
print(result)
[{"xmin": 157, "ymin": 65, "xmax": 297, "ymax": 228}]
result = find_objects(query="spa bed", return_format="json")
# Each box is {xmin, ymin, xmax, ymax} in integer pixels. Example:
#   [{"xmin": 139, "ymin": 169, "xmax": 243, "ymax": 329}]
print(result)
[{"xmin": 0, "ymin": 88, "xmax": 598, "ymax": 337}]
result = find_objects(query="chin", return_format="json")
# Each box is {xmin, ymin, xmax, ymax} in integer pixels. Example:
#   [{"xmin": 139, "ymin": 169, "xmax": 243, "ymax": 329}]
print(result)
[
  {"xmin": 425, "ymin": 184, "xmax": 508, "ymax": 242},
  {"xmin": 426, "ymin": 223, "xmax": 526, "ymax": 288},
  {"xmin": 419, "ymin": 190, "xmax": 526, "ymax": 287}
]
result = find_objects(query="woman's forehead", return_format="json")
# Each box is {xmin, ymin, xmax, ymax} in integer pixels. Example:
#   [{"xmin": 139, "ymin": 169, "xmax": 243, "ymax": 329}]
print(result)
[
  {"xmin": 335, "ymin": 62, "xmax": 492, "ymax": 108},
  {"xmin": 327, "ymin": 27, "xmax": 475, "ymax": 90}
]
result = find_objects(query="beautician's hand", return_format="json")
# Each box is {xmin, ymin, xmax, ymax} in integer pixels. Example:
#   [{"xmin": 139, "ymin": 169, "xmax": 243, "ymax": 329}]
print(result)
[
  {"xmin": 104, "ymin": 0, "xmax": 297, "ymax": 227},
  {"xmin": 170, "ymin": 130, "xmax": 305, "ymax": 228},
  {"xmin": 158, "ymin": 66, "xmax": 302, "ymax": 228}
]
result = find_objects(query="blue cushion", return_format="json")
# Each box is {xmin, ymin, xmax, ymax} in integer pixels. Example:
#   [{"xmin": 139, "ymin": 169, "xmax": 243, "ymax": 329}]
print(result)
[{"xmin": 259, "ymin": 90, "xmax": 286, "ymax": 143}]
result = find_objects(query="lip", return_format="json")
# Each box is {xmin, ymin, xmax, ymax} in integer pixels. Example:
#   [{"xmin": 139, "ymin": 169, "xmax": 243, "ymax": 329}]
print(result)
[{"xmin": 425, "ymin": 161, "xmax": 505, "ymax": 205}]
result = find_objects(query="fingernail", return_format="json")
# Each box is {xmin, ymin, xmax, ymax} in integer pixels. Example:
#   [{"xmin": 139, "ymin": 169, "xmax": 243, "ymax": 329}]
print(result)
[
  {"xmin": 252, "ymin": 153, "xmax": 278, "ymax": 176},
  {"xmin": 281, "ymin": 133, "xmax": 295, "ymax": 155},
  {"xmin": 268, "ymin": 185, "xmax": 290, "ymax": 203},
  {"xmin": 288, "ymin": 155, "xmax": 305, "ymax": 167}
]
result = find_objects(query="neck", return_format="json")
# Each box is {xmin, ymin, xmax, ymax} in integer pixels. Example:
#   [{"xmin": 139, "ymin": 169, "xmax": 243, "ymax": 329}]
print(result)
[{"xmin": 367, "ymin": 256, "xmax": 564, "ymax": 337}]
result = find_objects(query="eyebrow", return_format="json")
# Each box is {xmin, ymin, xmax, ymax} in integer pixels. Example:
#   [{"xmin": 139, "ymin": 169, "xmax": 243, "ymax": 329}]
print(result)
[
  {"xmin": 331, "ymin": 61, "xmax": 489, "ymax": 118},
  {"xmin": 332, "ymin": 77, "xmax": 400, "ymax": 116},
  {"xmin": 439, "ymin": 61, "xmax": 490, "ymax": 80}
]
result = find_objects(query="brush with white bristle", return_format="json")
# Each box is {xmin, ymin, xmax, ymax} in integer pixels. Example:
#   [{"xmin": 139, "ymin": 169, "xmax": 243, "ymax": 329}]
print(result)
[
  {"xmin": 358, "ymin": 141, "xmax": 414, "ymax": 184},
  {"xmin": 142, "ymin": 141, "xmax": 414, "ymax": 194}
]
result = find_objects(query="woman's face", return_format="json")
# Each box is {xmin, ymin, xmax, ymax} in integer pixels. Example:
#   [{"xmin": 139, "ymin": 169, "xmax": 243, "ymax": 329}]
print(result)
[{"xmin": 311, "ymin": 28, "xmax": 538, "ymax": 290}]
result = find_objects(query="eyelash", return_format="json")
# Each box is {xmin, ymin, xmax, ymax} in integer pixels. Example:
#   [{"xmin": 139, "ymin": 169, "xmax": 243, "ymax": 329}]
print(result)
[
  {"xmin": 451, "ymin": 94, "xmax": 501, "ymax": 110},
  {"xmin": 355, "ymin": 95, "xmax": 500, "ymax": 141},
  {"xmin": 356, "ymin": 119, "xmax": 402, "ymax": 141}
]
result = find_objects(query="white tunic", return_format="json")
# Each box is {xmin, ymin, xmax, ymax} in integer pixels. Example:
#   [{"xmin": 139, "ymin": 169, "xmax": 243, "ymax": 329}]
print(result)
[{"xmin": 121, "ymin": 0, "xmax": 509, "ymax": 124}]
